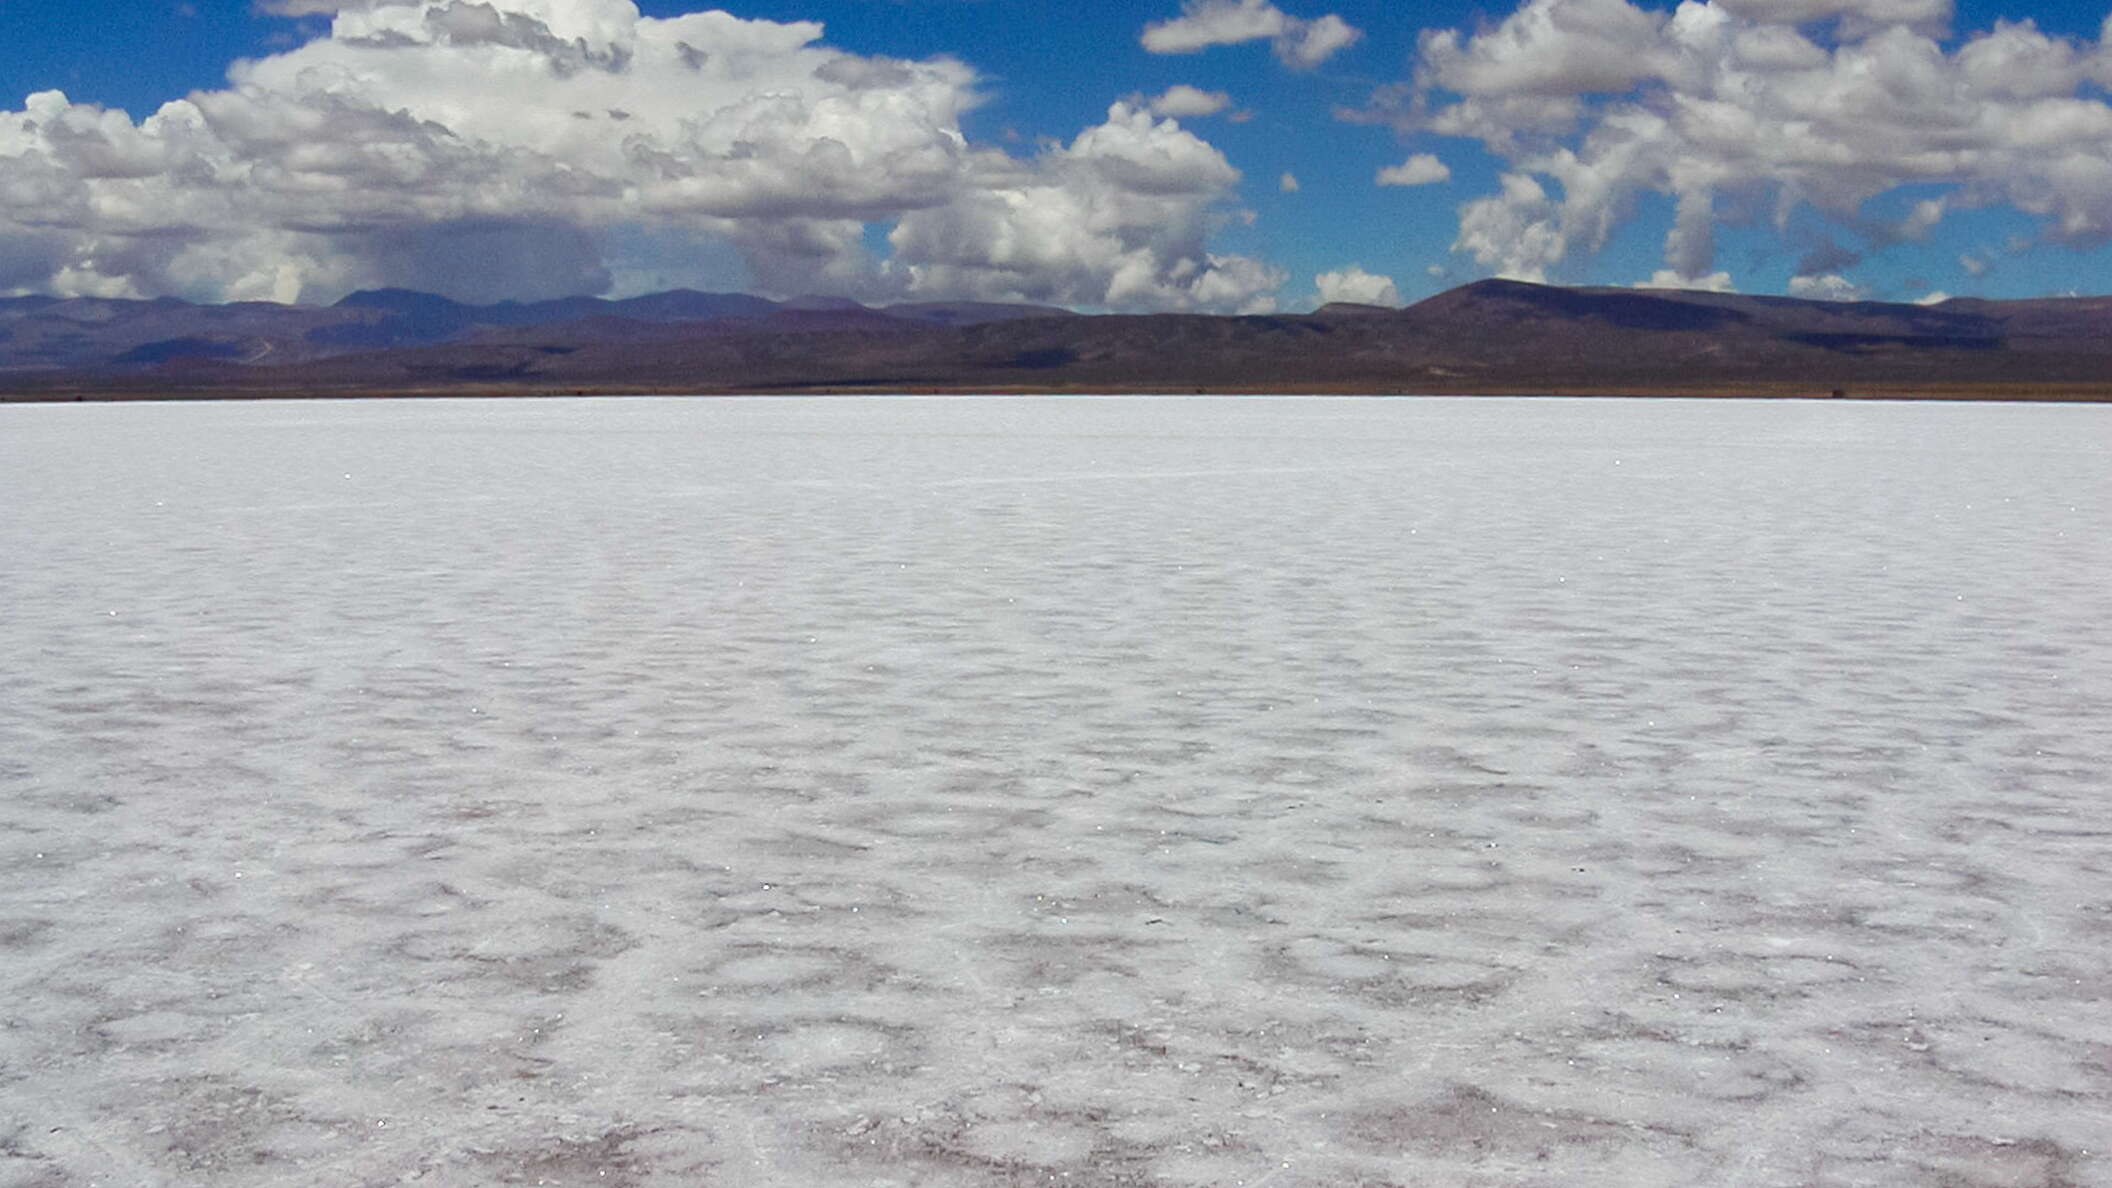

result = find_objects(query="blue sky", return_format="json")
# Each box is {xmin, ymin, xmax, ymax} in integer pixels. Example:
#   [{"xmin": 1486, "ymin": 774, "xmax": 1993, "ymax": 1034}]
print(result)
[{"xmin": 5, "ymin": 0, "xmax": 2112, "ymax": 308}]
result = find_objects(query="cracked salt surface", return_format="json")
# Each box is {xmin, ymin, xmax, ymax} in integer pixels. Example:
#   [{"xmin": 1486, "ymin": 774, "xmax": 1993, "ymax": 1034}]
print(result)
[{"xmin": 1, "ymin": 394, "xmax": 2109, "ymax": 1186}]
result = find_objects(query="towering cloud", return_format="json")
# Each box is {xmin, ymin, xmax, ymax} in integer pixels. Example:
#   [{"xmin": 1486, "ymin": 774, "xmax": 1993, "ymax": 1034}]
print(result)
[
  {"xmin": 0, "ymin": 0, "xmax": 1279, "ymax": 310},
  {"xmin": 890, "ymin": 102, "xmax": 1283, "ymax": 313},
  {"xmin": 1362, "ymin": 0, "xmax": 2112, "ymax": 286}
]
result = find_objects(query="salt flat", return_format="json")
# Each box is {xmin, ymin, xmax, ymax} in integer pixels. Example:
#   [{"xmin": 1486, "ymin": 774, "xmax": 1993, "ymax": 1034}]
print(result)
[{"xmin": 2, "ymin": 395, "xmax": 2108, "ymax": 1187}]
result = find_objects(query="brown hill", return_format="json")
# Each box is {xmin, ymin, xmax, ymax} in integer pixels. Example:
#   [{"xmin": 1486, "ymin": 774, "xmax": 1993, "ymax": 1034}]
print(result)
[
  {"xmin": 0, "ymin": 288, "xmax": 1060, "ymax": 375},
  {"xmin": 9, "ymin": 279, "xmax": 2112, "ymax": 400}
]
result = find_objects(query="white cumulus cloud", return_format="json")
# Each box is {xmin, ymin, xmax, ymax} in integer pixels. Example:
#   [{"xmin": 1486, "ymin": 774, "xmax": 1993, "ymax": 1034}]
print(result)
[
  {"xmin": 1141, "ymin": 0, "xmax": 1362, "ymax": 69},
  {"xmin": 1376, "ymin": 153, "xmax": 1451, "ymax": 186},
  {"xmin": 1280, "ymin": 14, "xmax": 1362, "ymax": 68},
  {"xmin": 1453, "ymin": 172, "xmax": 1568, "ymax": 281},
  {"xmin": 1355, "ymin": 0, "xmax": 2112, "ymax": 292},
  {"xmin": 1641, "ymin": 269, "xmax": 1736, "ymax": 291},
  {"xmin": 1146, "ymin": 84, "xmax": 1233, "ymax": 118},
  {"xmin": 1788, "ymin": 272, "xmax": 1871, "ymax": 301},
  {"xmin": 887, "ymin": 102, "xmax": 1283, "ymax": 312},
  {"xmin": 1712, "ymin": 0, "xmax": 1952, "ymax": 39},
  {"xmin": 254, "ymin": 0, "xmax": 391, "ymax": 12},
  {"xmin": 0, "ymin": 0, "xmax": 1280, "ymax": 310},
  {"xmin": 1314, "ymin": 264, "xmax": 1400, "ymax": 306}
]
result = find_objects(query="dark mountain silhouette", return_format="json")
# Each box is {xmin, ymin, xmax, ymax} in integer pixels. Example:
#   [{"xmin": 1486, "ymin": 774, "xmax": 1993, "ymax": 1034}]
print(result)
[
  {"xmin": 7, "ymin": 279, "xmax": 2112, "ymax": 400},
  {"xmin": 608, "ymin": 290, "xmax": 778, "ymax": 322},
  {"xmin": 0, "ymin": 287, "xmax": 1060, "ymax": 374},
  {"xmin": 885, "ymin": 301, "xmax": 1078, "ymax": 326}
]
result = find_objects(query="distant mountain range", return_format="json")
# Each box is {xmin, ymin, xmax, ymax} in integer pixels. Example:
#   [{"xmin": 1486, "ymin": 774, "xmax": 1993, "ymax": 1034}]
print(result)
[
  {"xmin": 7, "ymin": 280, "xmax": 2112, "ymax": 400},
  {"xmin": 0, "ymin": 287, "xmax": 1072, "ymax": 371}
]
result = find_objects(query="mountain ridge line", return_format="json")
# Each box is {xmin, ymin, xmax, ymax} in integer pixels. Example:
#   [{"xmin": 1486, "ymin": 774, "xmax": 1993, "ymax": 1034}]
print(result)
[{"xmin": 6, "ymin": 279, "xmax": 2111, "ymax": 402}]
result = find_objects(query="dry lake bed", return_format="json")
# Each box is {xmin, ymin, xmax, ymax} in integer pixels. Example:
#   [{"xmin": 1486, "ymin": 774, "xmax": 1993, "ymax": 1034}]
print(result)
[{"xmin": 2, "ymin": 395, "xmax": 2109, "ymax": 1186}]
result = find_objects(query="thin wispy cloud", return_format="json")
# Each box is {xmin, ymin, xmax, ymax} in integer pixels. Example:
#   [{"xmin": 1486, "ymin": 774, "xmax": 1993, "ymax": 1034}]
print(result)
[
  {"xmin": 1145, "ymin": 84, "xmax": 1235, "ymax": 117},
  {"xmin": 1141, "ymin": 0, "xmax": 1363, "ymax": 69}
]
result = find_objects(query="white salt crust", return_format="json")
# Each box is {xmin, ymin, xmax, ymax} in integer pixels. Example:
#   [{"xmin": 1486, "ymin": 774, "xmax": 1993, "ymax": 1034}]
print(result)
[{"xmin": 1, "ymin": 395, "xmax": 2108, "ymax": 1186}]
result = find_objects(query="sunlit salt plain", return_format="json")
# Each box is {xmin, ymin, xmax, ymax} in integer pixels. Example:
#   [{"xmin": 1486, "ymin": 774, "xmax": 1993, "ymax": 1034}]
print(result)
[{"xmin": 2, "ymin": 395, "xmax": 2109, "ymax": 1187}]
